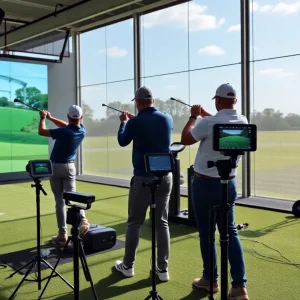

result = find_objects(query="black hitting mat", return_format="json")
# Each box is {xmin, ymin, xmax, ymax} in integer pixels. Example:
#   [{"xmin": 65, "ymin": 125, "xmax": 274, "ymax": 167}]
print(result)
[{"xmin": 0, "ymin": 240, "xmax": 125, "ymax": 275}]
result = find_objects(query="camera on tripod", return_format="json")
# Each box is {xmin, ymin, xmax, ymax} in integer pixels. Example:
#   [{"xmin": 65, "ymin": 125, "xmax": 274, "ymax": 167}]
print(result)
[
  {"xmin": 212, "ymin": 123, "xmax": 257, "ymax": 155},
  {"xmin": 207, "ymin": 123, "xmax": 257, "ymax": 300},
  {"xmin": 26, "ymin": 160, "xmax": 53, "ymax": 179}
]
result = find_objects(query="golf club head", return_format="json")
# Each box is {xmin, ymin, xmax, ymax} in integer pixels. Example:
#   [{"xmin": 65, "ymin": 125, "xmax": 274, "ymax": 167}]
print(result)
[
  {"xmin": 14, "ymin": 98, "xmax": 21, "ymax": 103},
  {"xmin": 102, "ymin": 104, "xmax": 106, "ymax": 107}
]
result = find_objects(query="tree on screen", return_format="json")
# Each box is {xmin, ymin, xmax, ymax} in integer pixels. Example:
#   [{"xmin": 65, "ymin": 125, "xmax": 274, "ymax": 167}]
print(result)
[
  {"xmin": 15, "ymin": 87, "xmax": 48, "ymax": 110},
  {"xmin": 0, "ymin": 97, "xmax": 15, "ymax": 107}
]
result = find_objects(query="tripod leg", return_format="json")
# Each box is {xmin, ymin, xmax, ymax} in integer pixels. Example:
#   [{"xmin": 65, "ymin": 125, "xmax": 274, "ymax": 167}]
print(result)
[
  {"xmin": 220, "ymin": 184, "xmax": 229, "ymax": 300},
  {"xmin": 38, "ymin": 239, "xmax": 74, "ymax": 300},
  {"xmin": 8, "ymin": 261, "xmax": 37, "ymax": 300},
  {"xmin": 79, "ymin": 241, "xmax": 98, "ymax": 300},
  {"xmin": 41, "ymin": 259, "xmax": 73, "ymax": 288},
  {"xmin": 208, "ymin": 208, "xmax": 217, "ymax": 300},
  {"xmin": 8, "ymin": 258, "xmax": 36, "ymax": 278}
]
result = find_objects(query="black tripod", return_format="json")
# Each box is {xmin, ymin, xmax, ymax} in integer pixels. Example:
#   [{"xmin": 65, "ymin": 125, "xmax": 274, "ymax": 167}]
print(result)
[
  {"xmin": 8, "ymin": 179, "xmax": 72, "ymax": 300},
  {"xmin": 38, "ymin": 205, "xmax": 98, "ymax": 300},
  {"xmin": 207, "ymin": 152, "xmax": 244, "ymax": 300},
  {"xmin": 143, "ymin": 177, "xmax": 164, "ymax": 300}
]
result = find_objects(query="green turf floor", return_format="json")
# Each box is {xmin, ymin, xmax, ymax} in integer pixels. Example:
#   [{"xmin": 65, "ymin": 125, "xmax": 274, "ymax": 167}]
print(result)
[{"xmin": 0, "ymin": 181, "xmax": 300, "ymax": 300}]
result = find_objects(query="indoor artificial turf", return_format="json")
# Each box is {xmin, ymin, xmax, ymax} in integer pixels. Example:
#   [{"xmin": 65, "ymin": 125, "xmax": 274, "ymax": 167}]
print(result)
[{"xmin": 0, "ymin": 180, "xmax": 299, "ymax": 300}]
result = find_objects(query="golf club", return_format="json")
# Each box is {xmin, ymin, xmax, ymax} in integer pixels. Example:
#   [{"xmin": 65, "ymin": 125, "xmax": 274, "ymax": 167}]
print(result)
[
  {"xmin": 170, "ymin": 97, "xmax": 192, "ymax": 108},
  {"xmin": 102, "ymin": 103, "xmax": 124, "ymax": 113},
  {"xmin": 14, "ymin": 98, "xmax": 41, "ymax": 112},
  {"xmin": 0, "ymin": 8, "xmax": 5, "ymax": 26}
]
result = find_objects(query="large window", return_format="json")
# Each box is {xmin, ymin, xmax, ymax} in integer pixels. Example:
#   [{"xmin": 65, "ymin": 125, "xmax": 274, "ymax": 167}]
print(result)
[
  {"xmin": 189, "ymin": 0, "xmax": 241, "ymax": 69},
  {"xmin": 141, "ymin": 2, "xmax": 189, "ymax": 76},
  {"xmin": 0, "ymin": 61, "xmax": 48, "ymax": 174},
  {"xmin": 78, "ymin": 0, "xmax": 300, "ymax": 202},
  {"xmin": 250, "ymin": 0, "xmax": 300, "ymax": 200},
  {"xmin": 250, "ymin": 0, "xmax": 300, "ymax": 60},
  {"xmin": 79, "ymin": 19, "xmax": 135, "ymax": 179},
  {"xmin": 141, "ymin": 1, "xmax": 242, "ymax": 191}
]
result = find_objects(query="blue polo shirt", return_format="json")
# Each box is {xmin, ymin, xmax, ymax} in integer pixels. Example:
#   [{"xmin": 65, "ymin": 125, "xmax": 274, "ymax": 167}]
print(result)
[
  {"xmin": 118, "ymin": 107, "xmax": 173, "ymax": 176},
  {"xmin": 49, "ymin": 124, "xmax": 86, "ymax": 162}
]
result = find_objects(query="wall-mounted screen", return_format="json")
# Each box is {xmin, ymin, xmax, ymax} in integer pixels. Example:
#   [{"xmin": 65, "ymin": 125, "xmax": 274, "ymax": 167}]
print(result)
[{"xmin": 0, "ymin": 61, "xmax": 48, "ymax": 173}]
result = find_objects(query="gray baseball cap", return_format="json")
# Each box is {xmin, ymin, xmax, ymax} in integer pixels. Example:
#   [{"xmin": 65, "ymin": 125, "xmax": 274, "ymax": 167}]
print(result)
[
  {"xmin": 132, "ymin": 86, "xmax": 153, "ymax": 101},
  {"xmin": 212, "ymin": 83, "xmax": 236, "ymax": 100}
]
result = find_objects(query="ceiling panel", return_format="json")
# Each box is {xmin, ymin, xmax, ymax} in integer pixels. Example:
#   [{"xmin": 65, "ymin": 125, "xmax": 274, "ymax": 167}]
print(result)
[{"xmin": 0, "ymin": 0, "xmax": 188, "ymax": 50}]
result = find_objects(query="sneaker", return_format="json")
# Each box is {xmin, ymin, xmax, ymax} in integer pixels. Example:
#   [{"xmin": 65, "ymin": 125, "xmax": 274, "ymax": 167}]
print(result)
[
  {"xmin": 155, "ymin": 266, "xmax": 169, "ymax": 282},
  {"xmin": 228, "ymin": 287, "xmax": 249, "ymax": 300},
  {"xmin": 115, "ymin": 260, "xmax": 134, "ymax": 277},
  {"xmin": 79, "ymin": 218, "xmax": 90, "ymax": 238},
  {"xmin": 52, "ymin": 235, "xmax": 67, "ymax": 247},
  {"xmin": 193, "ymin": 277, "xmax": 220, "ymax": 293}
]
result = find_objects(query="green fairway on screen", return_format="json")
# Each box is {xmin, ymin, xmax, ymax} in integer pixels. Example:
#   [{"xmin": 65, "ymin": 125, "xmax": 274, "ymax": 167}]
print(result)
[
  {"xmin": 0, "ymin": 61, "xmax": 48, "ymax": 174},
  {"xmin": 34, "ymin": 164, "xmax": 49, "ymax": 174},
  {"xmin": 219, "ymin": 128, "xmax": 251, "ymax": 150}
]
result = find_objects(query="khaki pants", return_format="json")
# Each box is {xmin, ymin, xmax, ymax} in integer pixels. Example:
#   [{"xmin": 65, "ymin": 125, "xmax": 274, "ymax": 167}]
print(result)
[
  {"xmin": 49, "ymin": 162, "xmax": 85, "ymax": 237},
  {"xmin": 123, "ymin": 173, "xmax": 173, "ymax": 270}
]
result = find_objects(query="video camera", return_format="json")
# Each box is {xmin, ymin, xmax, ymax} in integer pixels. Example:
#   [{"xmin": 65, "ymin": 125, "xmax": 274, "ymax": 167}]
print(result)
[
  {"xmin": 208, "ymin": 123, "xmax": 257, "ymax": 176},
  {"xmin": 26, "ymin": 160, "xmax": 53, "ymax": 179},
  {"xmin": 63, "ymin": 192, "xmax": 95, "ymax": 211}
]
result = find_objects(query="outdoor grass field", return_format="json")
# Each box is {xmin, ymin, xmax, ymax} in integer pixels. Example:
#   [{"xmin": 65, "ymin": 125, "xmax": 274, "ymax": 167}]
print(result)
[
  {"xmin": 82, "ymin": 131, "xmax": 300, "ymax": 201},
  {"xmin": 1, "ymin": 106, "xmax": 300, "ymax": 200}
]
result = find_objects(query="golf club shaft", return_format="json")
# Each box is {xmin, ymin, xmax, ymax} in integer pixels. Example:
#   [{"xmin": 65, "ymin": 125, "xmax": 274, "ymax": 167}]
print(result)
[
  {"xmin": 170, "ymin": 97, "xmax": 192, "ymax": 108},
  {"xmin": 14, "ymin": 99, "xmax": 41, "ymax": 111},
  {"xmin": 102, "ymin": 104, "xmax": 123, "ymax": 113}
]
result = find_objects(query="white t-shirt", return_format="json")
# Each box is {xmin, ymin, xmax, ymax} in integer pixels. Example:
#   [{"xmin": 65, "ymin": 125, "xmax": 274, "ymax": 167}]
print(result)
[{"xmin": 191, "ymin": 109, "xmax": 248, "ymax": 177}]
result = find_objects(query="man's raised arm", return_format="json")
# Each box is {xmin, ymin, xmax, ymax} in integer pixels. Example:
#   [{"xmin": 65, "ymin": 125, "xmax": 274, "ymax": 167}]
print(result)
[{"xmin": 118, "ymin": 112, "xmax": 135, "ymax": 147}]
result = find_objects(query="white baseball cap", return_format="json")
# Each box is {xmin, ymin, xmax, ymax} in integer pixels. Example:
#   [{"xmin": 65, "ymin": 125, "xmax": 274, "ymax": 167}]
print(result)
[
  {"xmin": 68, "ymin": 105, "xmax": 83, "ymax": 119},
  {"xmin": 212, "ymin": 83, "xmax": 236, "ymax": 100}
]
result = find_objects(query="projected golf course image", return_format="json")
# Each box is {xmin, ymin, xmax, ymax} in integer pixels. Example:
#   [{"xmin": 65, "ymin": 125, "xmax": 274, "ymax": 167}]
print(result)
[
  {"xmin": 219, "ymin": 129, "xmax": 251, "ymax": 150},
  {"xmin": 0, "ymin": 61, "xmax": 48, "ymax": 173}
]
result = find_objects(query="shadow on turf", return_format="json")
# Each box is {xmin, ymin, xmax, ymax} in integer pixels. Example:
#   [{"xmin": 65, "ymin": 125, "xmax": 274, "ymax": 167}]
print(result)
[
  {"xmin": 238, "ymin": 215, "xmax": 299, "ymax": 238},
  {"xmin": 104, "ymin": 219, "xmax": 197, "ymax": 242},
  {"xmin": 53, "ymin": 267, "xmax": 208, "ymax": 300}
]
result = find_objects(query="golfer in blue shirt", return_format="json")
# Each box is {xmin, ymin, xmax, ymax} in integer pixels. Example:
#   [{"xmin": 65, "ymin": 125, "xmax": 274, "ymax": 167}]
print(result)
[
  {"xmin": 114, "ymin": 86, "xmax": 174, "ymax": 282},
  {"xmin": 38, "ymin": 105, "xmax": 89, "ymax": 246}
]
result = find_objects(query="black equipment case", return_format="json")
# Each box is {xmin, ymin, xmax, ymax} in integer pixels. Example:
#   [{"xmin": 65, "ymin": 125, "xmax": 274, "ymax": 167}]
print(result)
[{"xmin": 82, "ymin": 224, "xmax": 116, "ymax": 252}]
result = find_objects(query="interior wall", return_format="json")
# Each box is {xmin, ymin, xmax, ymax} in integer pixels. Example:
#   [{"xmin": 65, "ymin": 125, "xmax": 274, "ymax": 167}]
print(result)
[{"xmin": 47, "ymin": 53, "xmax": 77, "ymax": 154}]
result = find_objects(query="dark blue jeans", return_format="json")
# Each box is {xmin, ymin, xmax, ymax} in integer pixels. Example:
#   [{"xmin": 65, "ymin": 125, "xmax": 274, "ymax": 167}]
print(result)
[{"xmin": 192, "ymin": 177, "xmax": 247, "ymax": 288}]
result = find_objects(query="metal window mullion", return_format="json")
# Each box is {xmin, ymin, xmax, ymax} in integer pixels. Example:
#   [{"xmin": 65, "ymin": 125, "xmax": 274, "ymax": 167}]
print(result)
[
  {"xmin": 74, "ymin": 31, "xmax": 83, "ymax": 175},
  {"xmin": 133, "ymin": 13, "xmax": 141, "ymax": 115},
  {"xmin": 240, "ymin": 0, "xmax": 251, "ymax": 198}
]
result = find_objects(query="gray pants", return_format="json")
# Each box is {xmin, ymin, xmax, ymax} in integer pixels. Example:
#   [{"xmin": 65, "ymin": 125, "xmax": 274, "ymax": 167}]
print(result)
[
  {"xmin": 123, "ymin": 173, "xmax": 173, "ymax": 270},
  {"xmin": 49, "ymin": 162, "xmax": 85, "ymax": 236}
]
